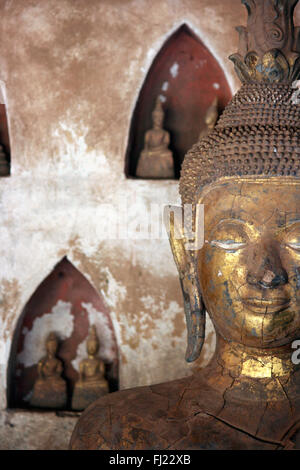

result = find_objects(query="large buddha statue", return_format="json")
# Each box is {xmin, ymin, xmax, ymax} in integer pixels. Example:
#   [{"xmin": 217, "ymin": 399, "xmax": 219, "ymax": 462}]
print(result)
[
  {"xmin": 70, "ymin": 0, "xmax": 300, "ymax": 449},
  {"xmin": 30, "ymin": 332, "xmax": 67, "ymax": 409},
  {"xmin": 72, "ymin": 325, "xmax": 109, "ymax": 410},
  {"xmin": 136, "ymin": 96, "xmax": 174, "ymax": 179}
]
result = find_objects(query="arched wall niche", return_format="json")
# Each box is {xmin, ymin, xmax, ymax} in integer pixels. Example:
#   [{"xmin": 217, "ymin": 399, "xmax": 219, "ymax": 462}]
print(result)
[
  {"xmin": 0, "ymin": 82, "xmax": 11, "ymax": 176},
  {"xmin": 0, "ymin": 105, "xmax": 10, "ymax": 154},
  {"xmin": 7, "ymin": 256, "xmax": 118, "ymax": 409},
  {"xmin": 125, "ymin": 23, "xmax": 232, "ymax": 179},
  {"xmin": 0, "ymin": 103, "xmax": 10, "ymax": 176}
]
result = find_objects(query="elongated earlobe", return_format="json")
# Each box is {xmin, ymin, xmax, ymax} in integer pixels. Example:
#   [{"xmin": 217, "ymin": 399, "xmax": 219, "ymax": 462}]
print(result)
[
  {"xmin": 181, "ymin": 267, "xmax": 206, "ymax": 362},
  {"xmin": 164, "ymin": 205, "xmax": 206, "ymax": 362}
]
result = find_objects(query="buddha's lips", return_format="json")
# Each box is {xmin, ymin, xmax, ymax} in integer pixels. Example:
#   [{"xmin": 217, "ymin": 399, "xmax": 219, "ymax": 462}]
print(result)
[{"xmin": 242, "ymin": 297, "xmax": 291, "ymax": 314}]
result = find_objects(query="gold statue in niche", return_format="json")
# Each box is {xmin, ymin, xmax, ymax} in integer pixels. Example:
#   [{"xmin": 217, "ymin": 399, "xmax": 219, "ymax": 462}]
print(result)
[
  {"xmin": 30, "ymin": 332, "xmax": 67, "ymax": 409},
  {"xmin": 199, "ymin": 96, "xmax": 218, "ymax": 139},
  {"xmin": 70, "ymin": 0, "xmax": 300, "ymax": 449},
  {"xmin": 72, "ymin": 325, "xmax": 108, "ymax": 410},
  {"xmin": 136, "ymin": 97, "xmax": 174, "ymax": 179}
]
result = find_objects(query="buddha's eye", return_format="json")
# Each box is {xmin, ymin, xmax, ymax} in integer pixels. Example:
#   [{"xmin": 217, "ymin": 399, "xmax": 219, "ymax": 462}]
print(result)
[
  {"xmin": 284, "ymin": 225, "xmax": 300, "ymax": 252},
  {"xmin": 208, "ymin": 220, "xmax": 249, "ymax": 252},
  {"xmin": 286, "ymin": 241, "xmax": 300, "ymax": 252},
  {"xmin": 210, "ymin": 239, "xmax": 246, "ymax": 251}
]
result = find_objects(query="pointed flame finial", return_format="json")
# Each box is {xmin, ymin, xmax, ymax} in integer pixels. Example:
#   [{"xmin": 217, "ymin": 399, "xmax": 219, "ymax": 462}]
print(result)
[
  {"xmin": 230, "ymin": 0, "xmax": 300, "ymax": 83},
  {"xmin": 87, "ymin": 325, "xmax": 100, "ymax": 349},
  {"xmin": 153, "ymin": 96, "xmax": 164, "ymax": 115}
]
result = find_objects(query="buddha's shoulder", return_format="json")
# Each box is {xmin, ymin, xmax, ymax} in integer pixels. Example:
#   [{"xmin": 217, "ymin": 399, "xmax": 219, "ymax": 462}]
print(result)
[
  {"xmin": 70, "ymin": 375, "xmax": 196, "ymax": 450},
  {"xmin": 69, "ymin": 373, "xmax": 281, "ymax": 450}
]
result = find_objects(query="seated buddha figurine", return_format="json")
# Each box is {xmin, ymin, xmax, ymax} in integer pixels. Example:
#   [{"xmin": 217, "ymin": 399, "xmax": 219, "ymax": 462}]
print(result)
[
  {"xmin": 72, "ymin": 325, "xmax": 108, "ymax": 410},
  {"xmin": 199, "ymin": 96, "xmax": 218, "ymax": 139},
  {"xmin": 30, "ymin": 332, "xmax": 67, "ymax": 409},
  {"xmin": 70, "ymin": 0, "xmax": 300, "ymax": 449},
  {"xmin": 136, "ymin": 97, "xmax": 174, "ymax": 179}
]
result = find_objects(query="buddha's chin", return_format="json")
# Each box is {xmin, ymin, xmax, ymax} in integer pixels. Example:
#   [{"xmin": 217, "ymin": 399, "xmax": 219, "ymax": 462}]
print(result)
[
  {"xmin": 211, "ymin": 305, "xmax": 300, "ymax": 348},
  {"xmin": 239, "ymin": 307, "xmax": 300, "ymax": 348}
]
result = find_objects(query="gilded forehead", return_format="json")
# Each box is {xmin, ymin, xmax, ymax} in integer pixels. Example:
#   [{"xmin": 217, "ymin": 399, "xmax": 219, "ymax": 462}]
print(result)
[{"xmin": 197, "ymin": 177, "xmax": 300, "ymax": 232}]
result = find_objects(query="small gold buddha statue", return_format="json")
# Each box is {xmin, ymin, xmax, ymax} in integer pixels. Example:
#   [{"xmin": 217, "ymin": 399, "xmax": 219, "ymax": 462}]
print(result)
[
  {"xmin": 199, "ymin": 96, "xmax": 218, "ymax": 139},
  {"xmin": 136, "ymin": 97, "xmax": 174, "ymax": 179},
  {"xmin": 30, "ymin": 332, "xmax": 67, "ymax": 409},
  {"xmin": 72, "ymin": 325, "xmax": 108, "ymax": 410},
  {"xmin": 0, "ymin": 144, "xmax": 9, "ymax": 176},
  {"xmin": 70, "ymin": 0, "xmax": 300, "ymax": 449}
]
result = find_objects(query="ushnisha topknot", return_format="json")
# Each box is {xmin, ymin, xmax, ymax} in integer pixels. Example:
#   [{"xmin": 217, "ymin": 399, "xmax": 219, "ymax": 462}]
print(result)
[
  {"xmin": 179, "ymin": 0, "xmax": 300, "ymax": 205},
  {"xmin": 180, "ymin": 82, "xmax": 300, "ymax": 203}
]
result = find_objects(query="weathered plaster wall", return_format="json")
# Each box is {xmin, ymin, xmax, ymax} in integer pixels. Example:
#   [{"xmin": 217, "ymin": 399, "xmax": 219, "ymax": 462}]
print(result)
[{"xmin": 0, "ymin": 0, "xmax": 298, "ymax": 449}]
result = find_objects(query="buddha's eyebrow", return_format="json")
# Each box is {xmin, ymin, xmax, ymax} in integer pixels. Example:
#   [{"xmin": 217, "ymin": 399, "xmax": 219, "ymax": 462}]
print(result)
[
  {"xmin": 214, "ymin": 218, "xmax": 246, "ymax": 227},
  {"xmin": 209, "ymin": 218, "xmax": 247, "ymax": 234},
  {"xmin": 285, "ymin": 219, "xmax": 300, "ymax": 229}
]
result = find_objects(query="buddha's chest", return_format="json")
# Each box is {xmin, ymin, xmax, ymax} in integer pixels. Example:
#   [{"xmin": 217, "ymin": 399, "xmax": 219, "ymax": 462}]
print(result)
[
  {"xmin": 148, "ymin": 130, "xmax": 165, "ymax": 147},
  {"xmin": 42, "ymin": 358, "xmax": 59, "ymax": 376},
  {"xmin": 83, "ymin": 359, "xmax": 101, "ymax": 377}
]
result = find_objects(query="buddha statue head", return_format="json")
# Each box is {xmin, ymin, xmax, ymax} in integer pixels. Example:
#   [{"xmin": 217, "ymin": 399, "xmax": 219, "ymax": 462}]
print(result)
[
  {"xmin": 87, "ymin": 325, "xmax": 100, "ymax": 357},
  {"xmin": 46, "ymin": 332, "xmax": 59, "ymax": 358},
  {"xmin": 166, "ymin": 0, "xmax": 300, "ymax": 365},
  {"xmin": 152, "ymin": 97, "xmax": 164, "ymax": 129}
]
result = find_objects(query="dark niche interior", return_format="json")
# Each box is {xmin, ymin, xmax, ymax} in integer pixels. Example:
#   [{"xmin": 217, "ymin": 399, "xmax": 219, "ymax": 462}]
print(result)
[
  {"xmin": 0, "ymin": 104, "xmax": 10, "ymax": 175},
  {"xmin": 7, "ymin": 256, "xmax": 119, "ymax": 410},
  {"xmin": 125, "ymin": 24, "xmax": 232, "ymax": 179}
]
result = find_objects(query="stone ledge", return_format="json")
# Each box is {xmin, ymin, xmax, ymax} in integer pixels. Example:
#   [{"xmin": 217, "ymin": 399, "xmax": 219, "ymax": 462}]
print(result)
[{"xmin": 0, "ymin": 409, "xmax": 81, "ymax": 450}]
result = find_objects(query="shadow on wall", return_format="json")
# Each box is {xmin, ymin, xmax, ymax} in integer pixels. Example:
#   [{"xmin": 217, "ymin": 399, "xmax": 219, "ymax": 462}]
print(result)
[
  {"xmin": 7, "ymin": 256, "xmax": 119, "ymax": 410},
  {"xmin": 125, "ymin": 23, "xmax": 232, "ymax": 179}
]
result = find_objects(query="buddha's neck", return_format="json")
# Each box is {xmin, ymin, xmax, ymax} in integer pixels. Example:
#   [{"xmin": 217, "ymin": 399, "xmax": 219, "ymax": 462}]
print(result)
[{"xmin": 212, "ymin": 334, "xmax": 296, "ymax": 380}]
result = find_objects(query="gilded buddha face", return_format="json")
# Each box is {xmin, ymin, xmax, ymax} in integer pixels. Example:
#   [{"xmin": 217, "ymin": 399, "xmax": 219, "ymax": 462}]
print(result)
[
  {"xmin": 198, "ymin": 178, "xmax": 300, "ymax": 348},
  {"xmin": 87, "ymin": 339, "xmax": 99, "ymax": 356},
  {"xmin": 152, "ymin": 111, "xmax": 163, "ymax": 129},
  {"xmin": 46, "ymin": 338, "xmax": 57, "ymax": 356}
]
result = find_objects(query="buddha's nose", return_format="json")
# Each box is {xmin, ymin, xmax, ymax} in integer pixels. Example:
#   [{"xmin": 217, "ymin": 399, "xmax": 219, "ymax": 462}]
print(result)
[{"xmin": 247, "ymin": 240, "xmax": 288, "ymax": 289}]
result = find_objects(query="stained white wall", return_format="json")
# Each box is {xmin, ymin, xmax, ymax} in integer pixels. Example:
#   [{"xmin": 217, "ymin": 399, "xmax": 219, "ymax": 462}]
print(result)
[{"xmin": 0, "ymin": 0, "xmax": 255, "ymax": 410}]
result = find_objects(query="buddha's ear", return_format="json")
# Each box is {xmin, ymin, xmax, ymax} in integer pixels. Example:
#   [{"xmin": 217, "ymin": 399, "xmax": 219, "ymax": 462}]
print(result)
[
  {"xmin": 164, "ymin": 205, "xmax": 206, "ymax": 363},
  {"xmin": 163, "ymin": 205, "xmax": 187, "ymax": 277}
]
